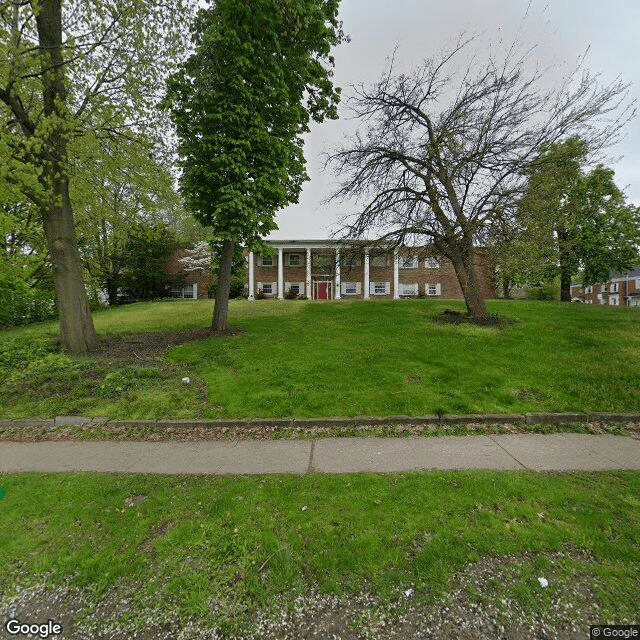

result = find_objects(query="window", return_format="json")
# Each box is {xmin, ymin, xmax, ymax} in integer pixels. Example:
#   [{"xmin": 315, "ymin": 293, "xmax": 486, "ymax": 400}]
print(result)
[
  {"xmin": 312, "ymin": 253, "xmax": 331, "ymax": 267},
  {"xmin": 610, "ymin": 282, "xmax": 619, "ymax": 293},
  {"xmin": 585, "ymin": 286, "xmax": 593, "ymax": 294},
  {"xmin": 374, "ymin": 282, "xmax": 387, "ymax": 294},
  {"xmin": 399, "ymin": 256, "xmax": 418, "ymax": 269},
  {"xmin": 600, "ymin": 284, "xmax": 607, "ymax": 293},
  {"xmin": 371, "ymin": 255, "xmax": 390, "ymax": 267},
  {"xmin": 341, "ymin": 256, "xmax": 361, "ymax": 268},
  {"xmin": 288, "ymin": 253, "xmax": 302, "ymax": 267},
  {"xmin": 343, "ymin": 282, "xmax": 359, "ymax": 295},
  {"xmin": 426, "ymin": 283, "xmax": 442, "ymax": 296},
  {"xmin": 289, "ymin": 283, "xmax": 301, "ymax": 294},
  {"xmin": 610, "ymin": 294, "xmax": 619, "ymax": 306},
  {"xmin": 261, "ymin": 255, "xmax": 274, "ymax": 267},
  {"xmin": 171, "ymin": 283, "xmax": 196, "ymax": 299},
  {"xmin": 400, "ymin": 283, "xmax": 418, "ymax": 296},
  {"xmin": 262, "ymin": 283, "xmax": 273, "ymax": 294},
  {"xmin": 425, "ymin": 258, "xmax": 440, "ymax": 269}
]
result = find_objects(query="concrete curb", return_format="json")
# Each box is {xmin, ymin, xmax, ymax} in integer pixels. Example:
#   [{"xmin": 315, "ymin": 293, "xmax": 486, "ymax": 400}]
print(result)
[{"xmin": 0, "ymin": 412, "xmax": 639, "ymax": 430}]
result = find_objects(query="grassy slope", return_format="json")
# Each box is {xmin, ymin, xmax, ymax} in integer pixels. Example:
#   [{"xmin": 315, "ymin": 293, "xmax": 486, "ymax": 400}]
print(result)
[
  {"xmin": 1, "ymin": 298, "xmax": 639, "ymax": 419},
  {"xmin": 0, "ymin": 471, "xmax": 638, "ymax": 630}
]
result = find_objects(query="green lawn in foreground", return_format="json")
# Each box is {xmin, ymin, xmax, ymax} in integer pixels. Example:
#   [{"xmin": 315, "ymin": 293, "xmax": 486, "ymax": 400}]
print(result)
[
  {"xmin": 1, "ymin": 298, "xmax": 640, "ymax": 418},
  {"xmin": 0, "ymin": 471, "xmax": 638, "ymax": 632}
]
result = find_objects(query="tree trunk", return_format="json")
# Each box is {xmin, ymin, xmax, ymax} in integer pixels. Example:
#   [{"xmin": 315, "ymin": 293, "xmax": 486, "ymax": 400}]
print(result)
[
  {"xmin": 42, "ymin": 180, "xmax": 98, "ymax": 354},
  {"xmin": 557, "ymin": 227, "xmax": 572, "ymax": 302},
  {"xmin": 36, "ymin": 0, "xmax": 97, "ymax": 354},
  {"xmin": 502, "ymin": 279, "xmax": 511, "ymax": 300},
  {"xmin": 213, "ymin": 240, "xmax": 235, "ymax": 331},
  {"xmin": 450, "ymin": 245, "xmax": 490, "ymax": 318}
]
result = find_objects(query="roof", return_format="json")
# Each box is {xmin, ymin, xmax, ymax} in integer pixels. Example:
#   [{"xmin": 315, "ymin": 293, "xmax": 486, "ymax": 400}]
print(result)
[{"xmin": 571, "ymin": 266, "xmax": 640, "ymax": 287}]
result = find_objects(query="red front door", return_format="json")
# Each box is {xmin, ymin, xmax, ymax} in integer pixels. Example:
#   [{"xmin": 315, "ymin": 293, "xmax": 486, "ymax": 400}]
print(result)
[{"xmin": 317, "ymin": 282, "xmax": 328, "ymax": 300}]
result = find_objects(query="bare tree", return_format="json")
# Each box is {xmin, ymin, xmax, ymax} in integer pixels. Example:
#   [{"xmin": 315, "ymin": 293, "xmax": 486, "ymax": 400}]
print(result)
[{"xmin": 327, "ymin": 36, "xmax": 634, "ymax": 318}]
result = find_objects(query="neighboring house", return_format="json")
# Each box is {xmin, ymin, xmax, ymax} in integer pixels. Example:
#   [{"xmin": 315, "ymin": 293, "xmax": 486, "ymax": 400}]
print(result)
[
  {"xmin": 246, "ymin": 239, "xmax": 495, "ymax": 301},
  {"xmin": 165, "ymin": 247, "xmax": 212, "ymax": 299},
  {"xmin": 570, "ymin": 267, "xmax": 640, "ymax": 307}
]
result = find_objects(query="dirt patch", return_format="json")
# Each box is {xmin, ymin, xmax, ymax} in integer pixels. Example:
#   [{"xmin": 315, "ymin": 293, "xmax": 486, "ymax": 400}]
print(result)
[
  {"xmin": 0, "ymin": 551, "xmax": 613, "ymax": 639},
  {"xmin": 91, "ymin": 327, "xmax": 242, "ymax": 365},
  {"xmin": 434, "ymin": 309, "xmax": 517, "ymax": 328}
]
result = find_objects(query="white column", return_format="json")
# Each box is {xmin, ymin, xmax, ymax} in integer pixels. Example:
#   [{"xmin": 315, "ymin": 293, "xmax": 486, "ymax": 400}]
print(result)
[
  {"xmin": 277, "ymin": 247, "xmax": 284, "ymax": 299},
  {"xmin": 335, "ymin": 248, "xmax": 341, "ymax": 299},
  {"xmin": 363, "ymin": 248, "xmax": 370, "ymax": 299},
  {"xmin": 306, "ymin": 247, "xmax": 312, "ymax": 299},
  {"xmin": 393, "ymin": 248, "xmax": 399, "ymax": 299},
  {"xmin": 248, "ymin": 251, "xmax": 255, "ymax": 300}
]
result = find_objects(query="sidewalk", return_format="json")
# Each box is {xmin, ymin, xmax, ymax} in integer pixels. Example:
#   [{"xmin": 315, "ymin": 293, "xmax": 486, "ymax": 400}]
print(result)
[{"xmin": 1, "ymin": 433, "xmax": 639, "ymax": 474}]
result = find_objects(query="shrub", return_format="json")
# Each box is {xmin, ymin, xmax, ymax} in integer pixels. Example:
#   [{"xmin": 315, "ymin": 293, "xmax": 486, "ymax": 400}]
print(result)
[
  {"xmin": 255, "ymin": 289, "xmax": 267, "ymax": 300},
  {"xmin": 284, "ymin": 288, "xmax": 298, "ymax": 300},
  {"xmin": 97, "ymin": 366, "xmax": 163, "ymax": 398}
]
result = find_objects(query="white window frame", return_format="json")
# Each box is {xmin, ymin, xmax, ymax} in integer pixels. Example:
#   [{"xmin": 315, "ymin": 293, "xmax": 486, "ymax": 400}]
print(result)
[
  {"xmin": 261, "ymin": 283, "xmax": 273, "ymax": 295},
  {"xmin": 585, "ymin": 286, "xmax": 593, "ymax": 294},
  {"xmin": 426, "ymin": 283, "xmax": 442, "ymax": 296},
  {"xmin": 399, "ymin": 256, "xmax": 418, "ymax": 269},
  {"xmin": 610, "ymin": 282, "xmax": 619, "ymax": 293},
  {"xmin": 312, "ymin": 253, "xmax": 332, "ymax": 267},
  {"xmin": 341, "ymin": 256, "xmax": 361, "ymax": 268},
  {"xmin": 600, "ymin": 284, "xmax": 607, "ymax": 293},
  {"xmin": 288, "ymin": 253, "xmax": 302, "ymax": 267},
  {"xmin": 609, "ymin": 294, "xmax": 619, "ymax": 306},
  {"xmin": 370, "ymin": 281, "xmax": 390, "ymax": 295},
  {"xmin": 371, "ymin": 255, "xmax": 390, "ymax": 268},
  {"xmin": 171, "ymin": 283, "xmax": 197, "ymax": 299},
  {"xmin": 399, "ymin": 283, "xmax": 418, "ymax": 296},
  {"xmin": 260, "ymin": 255, "xmax": 274, "ymax": 267},
  {"xmin": 425, "ymin": 258, "xmax": 440, "ymax": 269}
]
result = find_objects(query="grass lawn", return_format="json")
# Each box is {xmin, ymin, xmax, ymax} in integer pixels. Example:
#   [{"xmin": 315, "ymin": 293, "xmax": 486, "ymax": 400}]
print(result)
[
  {"xmin": 1, "ymin": 298, "xmax": 639, "ymax": 419},
  {"xmin": 0, "ymin": 470, "xmax": 638, "ymax": 636}
]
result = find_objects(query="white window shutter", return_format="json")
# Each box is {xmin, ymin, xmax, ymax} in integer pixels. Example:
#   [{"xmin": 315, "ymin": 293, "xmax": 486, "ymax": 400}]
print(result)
[
  {"xmin": 193, "ymin": 283, "xmax": 198, "ymax": 299},
  {"xmin": 436, "ymin": 283, "xmax": 442, "ymax": 296},
  {"xmin": 369, "ymin": 282, "xmax": 376, "ymax": 295},
  {"xmin": 257, "ymin": 281, "xmax": 262, "ymax": 290},
  {"xmin": 340, "ymin": 282, "xmax": 346, "ymax": 294},
  {"xmin": 272, "ymin": 282, "xmax": 278, "ymax": 294},
  {"xmin": 285, "ymin": 281, "xmax": 291, "ymax": 291},
  {"xmin": 385, "ymin": 282, "xmax": 390, "ymax": 294},
  {"xmin": 356, "ymin": 282, "xmax": 362, "ymax": 295}
]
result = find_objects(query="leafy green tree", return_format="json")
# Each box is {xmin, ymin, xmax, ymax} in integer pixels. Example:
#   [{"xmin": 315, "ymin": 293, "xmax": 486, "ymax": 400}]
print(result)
[
  {"xmin": 327, "ymin": 37, "xmax": 633, "ymax": 319},
  {"xmin": 110, "ymin": 222, "xmax": 182, "ymax": 303},
  {"xmin": 167, "ymin": 0, "xmax": 346, "ymax": 331},
  {"xmin": 517, "ymin": 138, "xmax": 640, "ymax": 301},
  {"xmin": 0, "ymin": 0, "xmax": 191, "ymax": 352}
]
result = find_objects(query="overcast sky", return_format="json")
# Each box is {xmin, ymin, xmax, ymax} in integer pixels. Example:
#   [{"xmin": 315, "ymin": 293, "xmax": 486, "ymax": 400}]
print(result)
[{"xmin": 268, "ymin": 0, "xmax": 640, "ymax": 239}]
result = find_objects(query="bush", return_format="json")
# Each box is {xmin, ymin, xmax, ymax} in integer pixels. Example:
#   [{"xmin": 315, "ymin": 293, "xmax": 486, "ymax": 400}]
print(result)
[
  {"xmin": 0, "ymin": 273, "xmax": 57, "ymax": 327},
  {"xmin": 97, "ymin": 366, "xmax": 163, "ymax": 398},
  {"xmin": 284, "ymin": 288, "xmax": 298, "ymax": 300},
  {"xmin": 255, "ymin": 289, "xmax": 267, "ymax": 300}
]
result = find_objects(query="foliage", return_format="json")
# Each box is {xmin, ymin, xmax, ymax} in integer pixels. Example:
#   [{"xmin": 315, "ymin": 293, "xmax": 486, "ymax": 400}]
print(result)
[
  {"xmin": 509, "ymin": 138, "xmax": 640, "ymax": 300},
  {"xmin": 110, "ymin": 223, "xmax": 182, "ymax": 304},
  {"xmin": 167, "ymin": 0, "xmax": 346, "ymax": 328},
  {"xmin": 0, "ymin": 0, "xmax": 193, "ymax": 352},
  {"xmin": 97, "ymin": 367, "xmax": 163, "ymax": 399},
  {"xmin": 2, "ymin": 299, "xmax": 640, "ymax": 419},
  {"xmin": 328, "ymin": 35, "xmax": 634, "ymax": 318},
  {"xmin": 0, "ymin": 471, "xmax": 639, "ymax": 633},
  {"xmin": 284, "ymin": 287, "xmax": 299, "ymax": 299}
]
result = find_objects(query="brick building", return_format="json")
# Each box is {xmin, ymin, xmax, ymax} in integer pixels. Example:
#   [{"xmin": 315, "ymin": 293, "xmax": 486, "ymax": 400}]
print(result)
[
  {"xmin": 570, "ymin": 267, "xmax": 640, "ymax": 307},
  {"xmin": 164, "ymin": 247, "xmax": 212, "ymax": 299},
  {"xmin": 247, "ymin": 239, "xmax": 495, "ymax": 301}
]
